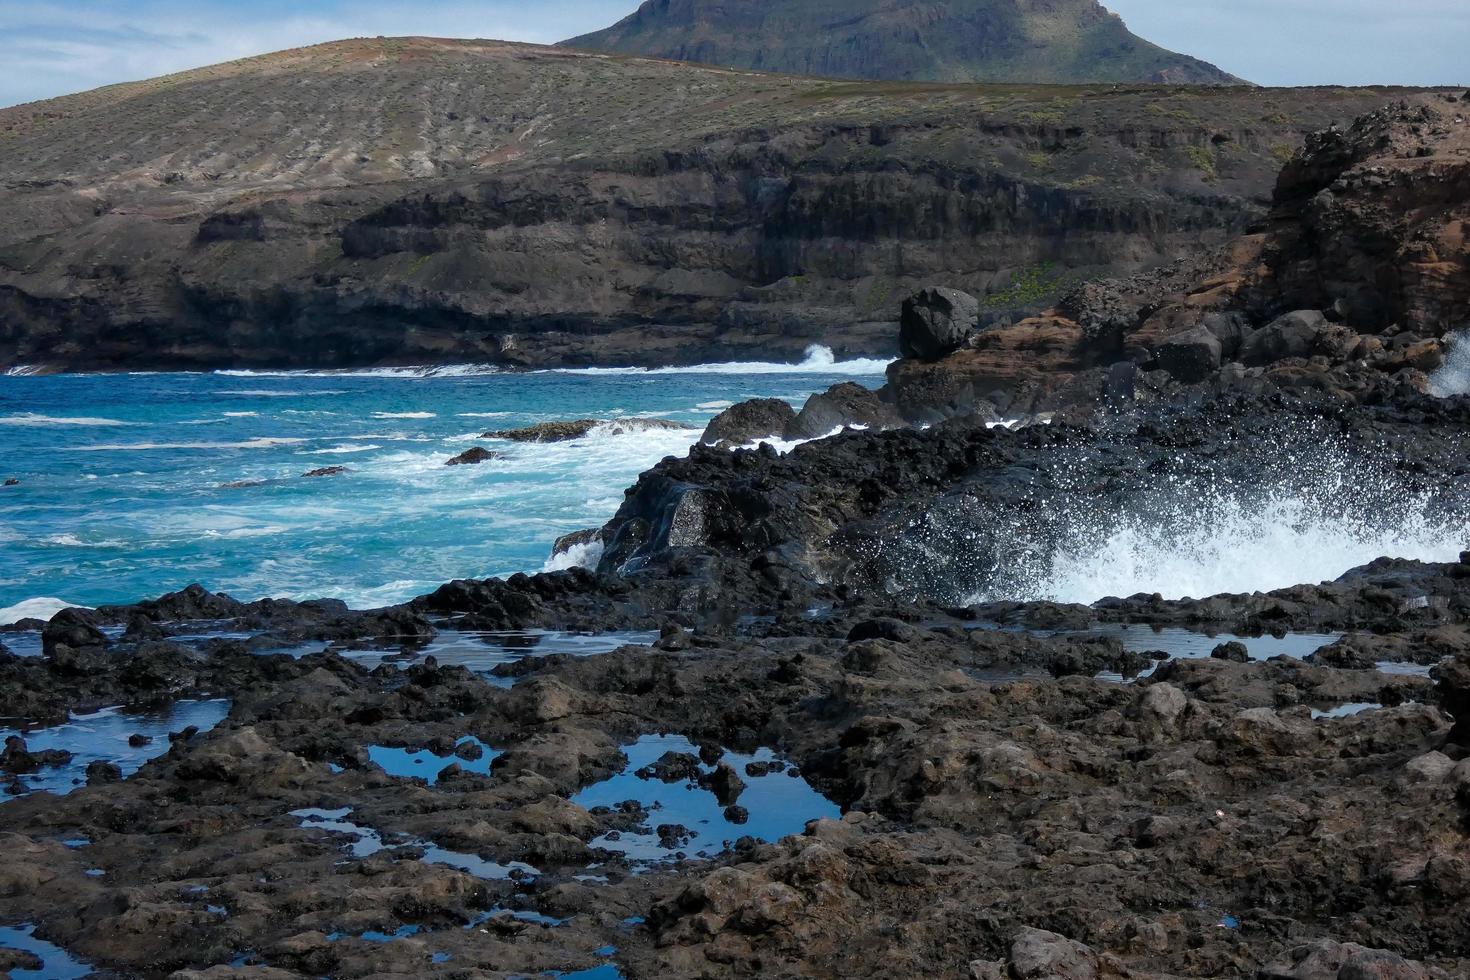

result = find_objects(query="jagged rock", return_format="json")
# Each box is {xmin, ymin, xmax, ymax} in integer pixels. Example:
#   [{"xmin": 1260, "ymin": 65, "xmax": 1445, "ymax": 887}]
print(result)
[
  {"xmin": 2, "ymin": 479, "xmax": 18, "ymax": 487},
  {"xmin": 1007, "ymin": 927, "xmax": 1099, "ymax": 980},
  {"xmin": 785, "ymin": 382, "xmax": 902, "ymax": 440},
  {"xmin": 486, "ymin": 419, "xmax": 691, "ymax": 442},
  {"xmin": 701, "ymin": 399, "xmax": 797, "ymax": 447},
  {"xmin": 703, "ymin": 762, "xmax": 747, "ymax": 806},
  {"xmin": 1156, "ymin": 324, "xmax": 1223, "ymax": 382},
  {"xmin": 1211, "ymin": 640, "xmax": 1250, "ymax": 663},
  {"xmin": 899, "ymin": 287, "xmax": 980, "ymax": 361},
  {"xmin": 301, "ymin": 466, "xmax": 349, "ymax": 478},
  {"xmin": 85, "ymin": 760, "xmax": 122, "ymax": 785},
  {"xmin": 1240, "ymin": 311, "xmax": 1329, "ymax": 365},
  {"xmin": 445, "ymin": 446, "xmax": 503, "ymax": 466},
  {"xmin": 1257, "ymin": 939, "xmax": 1428, "ymax": 979},
  {"xmin": 41, "ymin": 608, "xmax": 106, "ymax": 656},
  {"xmin": 1436, "ymin": 654, "xmax": 1470, "ymax": 745}
]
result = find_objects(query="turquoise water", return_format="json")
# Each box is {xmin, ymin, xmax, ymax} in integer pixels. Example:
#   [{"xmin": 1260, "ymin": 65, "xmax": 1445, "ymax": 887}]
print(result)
[{"xmin": 1, "ymin": 352, "xmax": 886, "ymax": 619}]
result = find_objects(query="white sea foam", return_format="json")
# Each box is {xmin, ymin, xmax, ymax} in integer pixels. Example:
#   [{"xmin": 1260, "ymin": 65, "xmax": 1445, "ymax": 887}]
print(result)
[
  {"xmin": 300, "ymin": 444, "xmax": 381, "ymax": 455},
  {"xmin": 542, "ymin": 539, "xmax": 605, "ymax": 573},
  {"xmin": 223, "ymin": 411, "xmax": 259, "ymax": 418},
  {"xmin": 696, "ymin": 401, "xmax": 734, "ymax": 410},
  {"xmin": 935, "ymin": 441, "xmax": 1470, "ymax": 606},
  {"xmin": 1429, "ymin": 330, "xmax": 1470, "ymax": 397},
  {"xmin": 0, "ymin": 413, "xmax": 134, "ymax": 427},
  {"xmin": 0, "ymin": 597, "xmax": 89, "ymax": 625},
  {"xmin": 217, "ymin": 364, "xmax": 501, "ymax": 379},
  {"xmin": 456, "ymin": 412, "xmax": 513, "ymax": 418},
  {"xmin": 41, "ymin": 534, "xmax": 125, "ymax": 548},
  {"xmin": 202, "ymin": 526, "xmax": 291, "ymax": 540},
  {"xmin": 3, "ymin": 365, "xmax": 43, "ymax": 377},
  {"xmin": 1034, "ymin": 492, "xmax": 1466, "ymax": 605},
  {"xmin": 546, "ymin": 345, "xmax": 892, "ymax": 377},
  {"xmin": 371, "ymin": 412, "xmax": 436, "ymax": 420},
  {"xmin": 70, "ymin": 438, "xmax": 309, "ymax": 451},
  {"xmin": 220, "ymin": 389, "xmax": 348, "ymax": 397}
]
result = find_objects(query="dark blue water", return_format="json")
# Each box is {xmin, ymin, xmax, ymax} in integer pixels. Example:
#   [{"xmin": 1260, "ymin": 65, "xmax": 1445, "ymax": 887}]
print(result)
[
  {"xmin": 1, "ymin": 354, "xmax": 886, "ymax": 619},
  {"xmin": 0, "ymin": 925, "xmax": 93, "ymax": 979}
]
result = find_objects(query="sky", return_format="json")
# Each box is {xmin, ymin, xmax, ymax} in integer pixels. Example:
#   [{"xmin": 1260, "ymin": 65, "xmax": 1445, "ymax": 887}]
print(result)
[{"xmin": 1, "ymin": 0, "xmax": 1466, "ymax": 108}]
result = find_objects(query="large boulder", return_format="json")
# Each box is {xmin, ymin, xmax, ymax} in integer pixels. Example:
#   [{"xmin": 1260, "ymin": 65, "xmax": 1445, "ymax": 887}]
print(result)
[
  {"xmin": 785, "ymin": 383, "xmax": 901, "ymax": 440},
  {"xmin": 1155, "ymin": 324, "xmax": 1223, "ymax": 382},
  {"xmin": 701, "ymin": 398, "xmax": 797, "ymax": 447},
  {"xmin": 1257, "ymin": 939, "xmax": 1428, "ymax": 979},
  {"xmin": 899, "ymin": 287, "xmax": 980, "ymax": 361},
  {"xmin": 41, "ymin": 607, "xmax": 106, "ymax": 656},
  {"xmin": 1435, "ymin": 653, "xmax": 1470, "ymax": 745},
  {"xmin": 1240, "ymin": 310, "xmax": 1328, "ymax": 365}
]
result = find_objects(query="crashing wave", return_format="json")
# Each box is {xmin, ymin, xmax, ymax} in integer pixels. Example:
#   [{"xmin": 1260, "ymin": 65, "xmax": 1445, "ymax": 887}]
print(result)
[
  {"xmin": 547, "ymin": 345, "xmax": 892, "ymax": 377},
  {"xmin": 852, "ymin": 421, "xmax": 1470, "ymax": 607},
  {"xmin": 1429, "ymin": 330, "xmax": 1470, "ymax": 397}
]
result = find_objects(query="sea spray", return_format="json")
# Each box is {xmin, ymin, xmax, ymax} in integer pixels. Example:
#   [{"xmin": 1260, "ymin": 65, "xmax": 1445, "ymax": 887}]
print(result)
[
  {"xmin": 1429, "ymin": 330, "xmax": 1470, "ymax": 397},
  {"xmin": 850, "ymin": 417, "xmax": 1470, "ymax": 607}
]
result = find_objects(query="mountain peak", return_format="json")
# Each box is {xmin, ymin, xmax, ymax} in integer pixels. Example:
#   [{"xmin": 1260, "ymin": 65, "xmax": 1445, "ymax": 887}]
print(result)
[{"xmin": 563, "ymin": 0, "xmax": 1246, "ymax": 85}]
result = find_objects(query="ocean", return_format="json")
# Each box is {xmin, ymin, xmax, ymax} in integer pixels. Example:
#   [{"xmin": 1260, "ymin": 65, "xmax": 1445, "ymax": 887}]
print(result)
[{"xmin": 0, "ymin": 347, "xmax": 889, "ymax": 622}]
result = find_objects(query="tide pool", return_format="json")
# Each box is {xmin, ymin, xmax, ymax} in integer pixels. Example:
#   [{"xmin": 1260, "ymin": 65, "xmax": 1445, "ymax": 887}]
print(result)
[{"xmin": 1, "ymin": 350, "xmax": 886, "ymax": 615}]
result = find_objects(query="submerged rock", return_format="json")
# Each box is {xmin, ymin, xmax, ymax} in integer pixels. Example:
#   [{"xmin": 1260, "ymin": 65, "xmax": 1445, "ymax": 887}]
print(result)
[
  {"xmin": 302, "ymin": 466, "xmax": 349, "ymax": 478},
  {"xmin": 445, "ymin": 447, "xmax": 504, "ymax": 466},
  {"xmin": 486, "ymin": 418, "xmax": 692, "ymax": 443}
]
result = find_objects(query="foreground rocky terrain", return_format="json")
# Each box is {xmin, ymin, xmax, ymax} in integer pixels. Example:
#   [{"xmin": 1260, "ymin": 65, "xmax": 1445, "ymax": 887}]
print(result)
[
  {"xmin": 3, "ymin": 98, "xmax": 1469, "ymax": 979},
  {"xmin": 0, "ymin": 37, "xmax": 1441, "ymax": 372}
]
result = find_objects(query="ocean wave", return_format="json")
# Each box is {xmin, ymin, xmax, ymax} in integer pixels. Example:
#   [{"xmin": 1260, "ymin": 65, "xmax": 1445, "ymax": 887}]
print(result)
[
  {"xmin": 217, "ymin": 364, "xmax": 501, "ymax": 379},
  {"xmin": 456, "ymin": 412, "xmax": 513, "ymax": 418},
  {"xmin": 299, "ymin": 444, "xmax": 381, "ymax": 455},
  {"xmin": 371, "ymin": 412, "xmax": 436, "ymax": 420},
  {"xmin": 69, "ymin": 438, "xmax": 309, "ymax": 451},
  {"xmin": 202, "ymin": 525, "xmax": 290, "ymax": 540},
  {"xmin": 219, "ymin": 389, "xmax": 348, "ymax": 397},
  {"xmin": 0, "ymin": 413, "xmax": 134, "ymax": 427},
  {"xmin": 1429, "ymin": 331, "xmax": 1470, "ymax": 397},
  {"xmin": 542, "ymin": 539, "xmax": 605, "ymax": 573},
  {"xmin": 0, "ymin": 596, "xmax": 89, "ymax": 626},
  {"xmin": 3, "ymin": 365, "xmax": 43, "ymax": 377},
  {"xmin": 545, "ymin": 345, "xmax": 892, "ymax": 377},
  {"xmin": 41, "ymin": 534, "xmax": 126, "ymax": 548}
]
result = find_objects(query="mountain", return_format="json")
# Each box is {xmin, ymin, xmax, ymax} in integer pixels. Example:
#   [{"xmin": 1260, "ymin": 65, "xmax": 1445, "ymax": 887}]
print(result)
[
  {"xmin": 0, "ymin": 37, "xmax": 1431, "ymax": 372},
  {"xmin": 562, "ymin": 0, "xmax": 1244, "ymax": 85}
]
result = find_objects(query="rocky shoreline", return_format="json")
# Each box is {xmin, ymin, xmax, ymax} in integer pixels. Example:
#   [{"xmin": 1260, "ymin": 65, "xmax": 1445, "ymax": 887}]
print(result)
[{"xmin": 3, "ymin": 101, "xmax": 1470, "ymax": 979}]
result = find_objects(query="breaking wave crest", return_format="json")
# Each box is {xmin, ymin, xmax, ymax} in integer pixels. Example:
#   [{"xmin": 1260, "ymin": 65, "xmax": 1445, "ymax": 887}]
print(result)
[
  {"xmin": 1429, "ymin": 330, "xmax": 1470, "ymax": 397},
  {"xmin": 547, "ymin": 345, "xmax": 892, "ymax": 376},
  {"xmin": 860, "ymin": 423, "xmax": 1470, "ymax": 607}
]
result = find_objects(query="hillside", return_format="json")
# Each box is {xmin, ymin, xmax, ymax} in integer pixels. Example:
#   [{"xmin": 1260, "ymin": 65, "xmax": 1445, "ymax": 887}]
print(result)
[
  {"xmin": 0, "ymin": 36, "xmax": 1441, "ymax": 372},
  {"xmin": 563, "ymin": 0, "xmax": 1244, "ymax": 85}
]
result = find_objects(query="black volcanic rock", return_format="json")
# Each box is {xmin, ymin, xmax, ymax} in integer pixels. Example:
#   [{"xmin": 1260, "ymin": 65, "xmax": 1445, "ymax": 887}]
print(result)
[
  {"xmin": 899, "ymin": 287, "xmax": 980, "ymax": 361},
  {"xmin": 564, "ymin": 0, "xmax": 1245, "ymax": 85},
  {"xmin": 702, "ymin": 399, "xmax": 797, "ymax": 447}
]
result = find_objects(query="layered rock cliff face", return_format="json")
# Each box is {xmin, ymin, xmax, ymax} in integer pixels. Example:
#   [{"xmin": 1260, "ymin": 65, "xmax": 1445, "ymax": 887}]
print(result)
[
  {"xmin": 564, "ymin": 0, "xmax": 1244, "ymax": 85},
  {"xmin": 885, "ymin": 97, "xmax": 1470, "ymax": 421},
  {"xmin": 0, "ymin": 37, "xmax": 1440, "ymax": 371}
]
